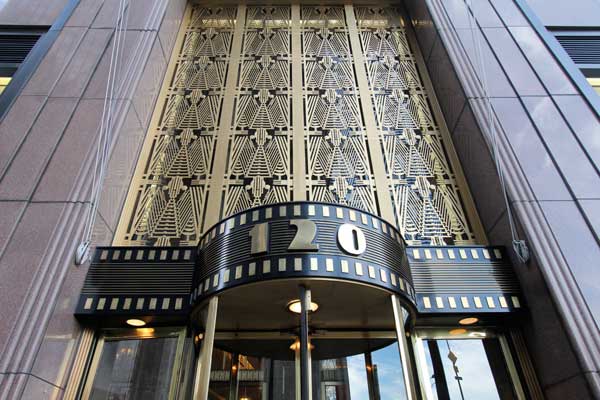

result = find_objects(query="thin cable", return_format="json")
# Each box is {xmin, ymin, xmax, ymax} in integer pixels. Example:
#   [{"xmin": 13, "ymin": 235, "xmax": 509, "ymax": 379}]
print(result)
[
  {"xmin": 77, "ymin": 0, "xmax": 129, "ymax": 264},
  {"xmin": 463, "ymin": 0, "xmax": 529, "ymax": 263}
]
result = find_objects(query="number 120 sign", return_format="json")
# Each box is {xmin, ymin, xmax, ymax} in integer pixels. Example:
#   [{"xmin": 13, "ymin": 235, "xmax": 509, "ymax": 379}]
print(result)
[{"xmin": 249, "ymin": 220, "xmax": 367, "ymax": 256}]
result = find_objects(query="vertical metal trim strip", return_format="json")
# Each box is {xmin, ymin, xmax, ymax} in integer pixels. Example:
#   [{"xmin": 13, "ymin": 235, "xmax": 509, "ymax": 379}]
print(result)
[
  {"xmin": 169, "ymin": 329, "xmax": 189, "ymax": 400},
  {"xmin": 193, "ymin": 296, "xmax": 219, "ymax": 400},
  {"xmin": 204, "ymin": 5, "xmax": 247, "ymax": 229},
  {"xmin": 80, "ymin": 334, "xmax": 106, "ymax": 400},
  {"xmin": 498, "ymin": 334, "xmax": 527, "ymax": 400},
  {"xmin": 299, "ymin": 285, "xmax": 311, "ymax": 400},
  {"xmin": 291, "ymin": 4, "xmax": 306, "ymax": 201},
  {"xmin": 391, "ymin": 294, "xmax": 419, "ymax": 400},
  {"xmin": 412, "ymin": 334, "xmax": 435, "ymax": 400},
  {"xmin": 62, "ymin": 328, "xmax": 95, "ymax": 400},
  {"xmin": 344, "ymin": 4, "xmax": 395, "ymax": 224},
  {"xmin": 508, "ymin": 329, "xmax": 544, "ymax": 399}
]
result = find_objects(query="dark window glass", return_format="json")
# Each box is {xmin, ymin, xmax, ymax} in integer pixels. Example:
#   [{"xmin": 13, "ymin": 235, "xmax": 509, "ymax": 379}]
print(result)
[
  {"xmin": 209, "ymin": 346, "xmax": 297, "ymax": 400},
  {"xmin": 88, "ymin": 336, "xmax": 179, "ymax": 400},
  {"xmin": 0, "ymin": 30, "xmax": 44, "ymax": 96},
  {"xmin": 209, "ymin": 348, "xmax": 233, "ymax": 400}
]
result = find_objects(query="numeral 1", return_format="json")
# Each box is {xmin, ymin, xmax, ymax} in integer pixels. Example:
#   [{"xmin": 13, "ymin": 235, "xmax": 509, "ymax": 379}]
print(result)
[{"xmin": 249, "ymin": 222, "xmax": 269, "ymax": 255}]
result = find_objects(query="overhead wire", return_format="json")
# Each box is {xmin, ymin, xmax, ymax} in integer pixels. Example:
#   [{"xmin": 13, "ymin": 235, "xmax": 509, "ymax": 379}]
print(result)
[
  {"xmin": 463, "ymin": 0, "xmax": 529, "ymax": 263},
  {"xmin": 76, "ymin": 0, "xmax": 130, "ymax": 264}
]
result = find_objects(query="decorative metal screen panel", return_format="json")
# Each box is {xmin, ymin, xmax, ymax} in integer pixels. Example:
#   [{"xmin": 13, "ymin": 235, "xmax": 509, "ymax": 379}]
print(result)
[
  {"xmin": 355, "ymin": 7, "xmax": 474, "ymax": 245},
  {"xmin": 119, "ymin": 7, "xmax": 237, "ymax": 246},
  {"xmin": 301, "ymin": 7, "xmax": 378, "ymax": 215},
  {"xmin": 223, "ymin": 6, "xmax": 293, "ymax": 217},
  {"xmin": 115, "ymin": 5, "xmax": 478, "ymax": 247}
]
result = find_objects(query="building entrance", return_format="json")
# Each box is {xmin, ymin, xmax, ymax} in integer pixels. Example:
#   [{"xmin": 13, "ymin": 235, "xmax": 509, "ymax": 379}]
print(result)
[
  {"xmin": 193, "ymin": 279, "xmax": 417, "ymax": 400},
  {"xmin": 71, "ymin": 1, "xmax": 533, "ymax": 398},
  {"xmin": 208, "ymin": 336, "xmax": 406, "ymax": 400}
]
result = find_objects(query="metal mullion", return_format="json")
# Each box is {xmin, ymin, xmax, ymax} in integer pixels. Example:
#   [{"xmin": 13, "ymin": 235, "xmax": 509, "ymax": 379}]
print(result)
[
  {"xmin": 193, "ymin": 296, "xmax": 219, "ymax": 400},
  {"xmin": 204, "ymin": 5, "xmax": 247, "ymax": 229},
  {"xmin": 412, "ymin": 334, "xmax": 436, "ymax": 400},
  {"xmin": 299, "ymin": 285, "xmax": 311, "ymax": 400},
  {"xmin": 498, "ymin": 334, "xmax": 527, "ymax": 400},
  {"xmin": 391, "ymin": 294, "xmax": 419, "ymax": 400},
  {"xmin": 291, "ymin": 3, "xmax": 307, "ymax": 201},
  {"xmin": 344, "ymin": 4, "xmax": 396, "ymax": 224},
  {"xmin": 228, "ymin": 352, "xmax": 240, "ymax": 400}
]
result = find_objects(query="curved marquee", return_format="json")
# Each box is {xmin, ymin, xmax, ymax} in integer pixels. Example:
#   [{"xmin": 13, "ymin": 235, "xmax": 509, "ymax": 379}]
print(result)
[{"xmin": 191, "ymin": 202, "xmax": 415, "ymax": 308}]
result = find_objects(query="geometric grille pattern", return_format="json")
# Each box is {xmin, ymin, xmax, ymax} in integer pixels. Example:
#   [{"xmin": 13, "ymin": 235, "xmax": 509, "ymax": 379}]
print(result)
[
  {"xmin": 302, "ymin": 7, "xmax": 378, "ymax": 215},
  {"xmin": 116, "ymin": 5, "xmax": 477, "ymax": 246},
  {"xmin": 120, "ymin": 7, "xmax": 236, "ymax": 246},
  {"xmin": 357, "ymin": 7, "xmax": 475, "ymax": 245},
  {"xmin": 223, "ymin": 6, "xmax": 292, "ymax": 217}
]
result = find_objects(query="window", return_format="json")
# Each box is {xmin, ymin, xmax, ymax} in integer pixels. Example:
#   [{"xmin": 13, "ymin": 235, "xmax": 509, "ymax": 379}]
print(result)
[
  {"xmin": 0, "ymin": 29, "xmax": 45, "ymax": 95},
  {"xmin": 413, "ymin": 328, "xmax": 527, "ymax": 400},
  {"xmin": 554, "ymin": 32, "xmax": 600, "ymax": 95},
  {"xmin": 587, "ymin": 76, "xmax": 600, "ymax": 95}
]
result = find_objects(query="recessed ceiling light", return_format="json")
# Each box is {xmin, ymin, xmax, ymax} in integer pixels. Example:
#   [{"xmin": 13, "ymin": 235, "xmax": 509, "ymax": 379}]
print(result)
[
  {"xmin": 449, "ymin": 328, "xmax": 467, "ymax": 335},
  {"xmin": 126, "ymin": 318, "xmax": 146, "ymax": 327},
  {"xmin": 459, "ymin": 317, "xmax": 479, "ymax": 325},
  {"xmin": 289, "ymin": 339, "xmax": 315, "ymax": 351},
  {"xmin": 287, "ymin": 299, "xmax": 319, "ymax": 314}
]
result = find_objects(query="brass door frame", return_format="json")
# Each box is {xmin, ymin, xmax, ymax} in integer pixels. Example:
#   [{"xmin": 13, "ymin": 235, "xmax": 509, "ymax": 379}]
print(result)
[{"xmin": 80, "ymin": 327, "xmax": 187, "ymax": 400}]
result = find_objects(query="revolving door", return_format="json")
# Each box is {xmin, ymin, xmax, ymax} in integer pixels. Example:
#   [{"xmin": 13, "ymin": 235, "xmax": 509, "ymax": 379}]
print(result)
[{"xmin": 194, "ymin": 279, "xmax": 416, "ymax": 400}]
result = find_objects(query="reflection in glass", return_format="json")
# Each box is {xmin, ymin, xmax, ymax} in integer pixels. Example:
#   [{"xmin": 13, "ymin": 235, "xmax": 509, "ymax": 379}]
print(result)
[
  {"xmin": 88, "ymin": 336, "xmax": 178, "ymax": 400},
  {"xmin": 313, "ymin": 356, "xmax": 363, "ymax": 400},
  {"xmin": 423, "ymin": 338, "xmax": 517, "ymax": 400},
  {"xmin": 371, "ymin": 342, "xmax": 407, "ymax": 400},
  {"xmin": 313, "ymin": 342, "xmax": 408, "ymax": 400},
  {"xmin": 208, "ymin": 347, "xmax": 296, "ymax": 400},
  {"xmin": 209, "ymin": 348, "xmax": 233, "ymax": 400},
  {"xmin": 237, "ymin": 355, "xmax": 266, "ymax": 400}
]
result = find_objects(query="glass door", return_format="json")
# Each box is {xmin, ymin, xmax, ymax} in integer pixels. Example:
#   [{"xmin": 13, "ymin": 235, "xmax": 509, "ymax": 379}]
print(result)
[
  {"xmin": 413, "ymin": 329, "xmax": 526, "ymax": 400},
  {"xmin": 81, "ymin": 328, "xmax": 190, "ymax": 400},
  {"xmin": 208, "ymin": 350, "xmax": 297, "ymax": 400},
  {"xmin": 206, "ymin": 332, "xmax": 412, "ymax": 400},
  {"xmin": 312, "ymin": 339, "xmax": 409, "ymax": 400}
]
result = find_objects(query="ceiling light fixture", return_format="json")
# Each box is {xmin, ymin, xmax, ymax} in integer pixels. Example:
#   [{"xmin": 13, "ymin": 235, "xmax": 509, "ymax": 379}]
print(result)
[
  {"xmin": 287, "ymin": 299, "xmax": 319, "ymax": 314},
  {"xmin": 126, "ymin": 318, "xmax": 146, "ymax": 327},
  {"xmin": 458, "ymin": 317, "xmax": 479, "ymax": 325},
  {"xmin": 289, "ymin": 339, "xmax": 315, "ymax": 351},
  {"xmin": 449, "ymin": 328, "xmax": 467, "ymax": 335}
]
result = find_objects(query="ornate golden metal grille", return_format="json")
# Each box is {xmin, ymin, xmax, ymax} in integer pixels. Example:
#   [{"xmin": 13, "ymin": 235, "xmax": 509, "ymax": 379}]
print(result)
[
  {"xmin": 302, "ymin": 7, "xmax": 379, "ymax": 215},
  {"xmin": 115, "ymin": 5, "xmax": 480, "ymax": 247},
  {"xmin": 224, "ymin": 6, "xmax": 292, "ymax": 216},
  {"xmin": 355, "ymin": 7, "xmax": 474, "ymax": 245}
]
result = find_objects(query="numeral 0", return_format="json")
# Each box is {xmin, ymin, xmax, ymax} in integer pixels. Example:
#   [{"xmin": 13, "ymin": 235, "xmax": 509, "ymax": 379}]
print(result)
[{"xmin": 337, "ymin": 223, "xmax": 366, "ymax": 255}]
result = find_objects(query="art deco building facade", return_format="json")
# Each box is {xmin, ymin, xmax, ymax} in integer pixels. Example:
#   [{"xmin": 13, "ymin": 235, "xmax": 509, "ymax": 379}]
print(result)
[{"xmin": 0, "ymin": 0, "xmax": 599, "ymax": 399}]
